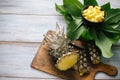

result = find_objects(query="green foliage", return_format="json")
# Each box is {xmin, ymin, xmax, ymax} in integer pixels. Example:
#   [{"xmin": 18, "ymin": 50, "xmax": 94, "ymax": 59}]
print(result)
[
  {"xmin": 63, "ymin": 0, "xmax": 83, "ymax": 17},
  {"xmin": 84, "ymin": 0, "xmax": 98, "ymax": 6},
  {"xmin": 101, "ymin": 2, "xmax": 111, "ymax": 11},
  {"xmin": 56, "ymin": 0, "xmax": 120, "ymax": 58},
  {"xmin": 90, "ymin": 30, "xmax": 113, "ymax": 58},
  {"xmin": 67, "ymin": 18, "xmax": 83, "ymax": 39}
]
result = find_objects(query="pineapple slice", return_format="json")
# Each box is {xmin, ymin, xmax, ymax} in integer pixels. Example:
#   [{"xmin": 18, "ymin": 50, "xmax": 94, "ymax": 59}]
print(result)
[{"xmin": 55, "ymin": 52, "xmax": 79, "ymax": 71}]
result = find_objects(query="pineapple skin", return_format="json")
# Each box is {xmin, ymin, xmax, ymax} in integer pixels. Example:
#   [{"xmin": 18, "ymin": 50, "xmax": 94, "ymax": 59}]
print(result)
[
  {"xmin": 86, "ymin": 41, "xmax": 101, "ymax": 64},
  {"xmin": 78, "ymin": 50, "xmax": 91, "ymax": 76},
  {"xmin": 70, "ymin": 40, "xmax": 91, "ymax": 76}
]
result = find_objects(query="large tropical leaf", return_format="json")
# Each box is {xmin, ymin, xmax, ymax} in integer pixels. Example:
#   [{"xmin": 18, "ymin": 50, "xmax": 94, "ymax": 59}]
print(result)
[
  {"xmin": 106, "ymin": 14, "xmax": 120, "ymax": 24},
  {"xmin": 105, "ymin": 9, "xmax": 120, "ymax": 21},
  {"xmin": 72, "ymin": 25, "xmax": 87, "ymax": 39},
  {"xmin": 81, "ymin": 28, "xmax": 93, "ymax": 40},
  {"xmin": 101, "ymin": 2, "xmax": 111, "ymax": 11},
  {"xmin": 55, "ymin": 4, "xmax": 73, "ymax": 23},
  {"xmin": 63, "ymin": 0, "xmax": 83, "ymax": 17},
  {"xmin": 84, "ymin": 0, "xmax": 98, "ymax": 6},
  {"xmin": 55, "ymin": 4, "xmax": 66, "ymax": 15},
  {"xmin": 90, "ymin": 30, "xmax": 113, "ymax": 58},
  {"xmin": 67, "ymin": 18, "xmax": 84, "ymax": 39},
  {"xmin": 104, "ymin": 32, "xmax": 120, "ymax": 44},
  {"xmin": 100, "ymin": 25, "xmax": 120, "ymax": 34}
]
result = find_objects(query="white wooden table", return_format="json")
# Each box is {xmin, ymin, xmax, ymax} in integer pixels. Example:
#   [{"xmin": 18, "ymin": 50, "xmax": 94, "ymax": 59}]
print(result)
[{"xmin": 0, "ymin": 0, "xmax": 120, "ymax": 80}]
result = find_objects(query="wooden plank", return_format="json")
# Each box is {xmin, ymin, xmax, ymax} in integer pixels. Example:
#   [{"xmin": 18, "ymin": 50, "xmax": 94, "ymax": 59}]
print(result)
[
  {"xmin": 0, "ymin": 14, "xmax": 66, "ymax": 42},
  {"xmin": 97, "ymin": 0, "xmax": 120, "ymax": 8},
  {"xmin": 0, "ymin": 43, "xmax": 120, "ymax": 79},
  {"xmin": 0, "ymin": 0, "xmax": 62, "ymax": 15},
  {"xmin": 0, "ymin": 0, "xmax": 119, "ymax": 15},
  {"xmin": 0, "ymin": 42, "xmax": 61, "ymax": 79},
  {"xmin": 0, "ymin": 77, "xmax": 62, "ymax": 80},
  {"xmin": 0, "ymin": 14, "xmax": 120, "ymax": 44}
]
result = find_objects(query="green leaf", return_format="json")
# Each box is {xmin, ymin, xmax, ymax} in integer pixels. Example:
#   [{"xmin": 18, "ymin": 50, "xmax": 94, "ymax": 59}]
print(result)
[
  {"xmin": 111, "ymin": 22, "xmax": 120, "ymax": 29},
  {"xmin": 67, "ymin": 18, "xmax": 83, "ymax": 39},
  {"xmin": 55, "ymin": 4, "xmax": 73, "ymax": 23},
  {"xmin": 55, "ymin": 4, "xmax": 66, "ymax": 15},
  {"xmin": 63, "ymin": 0, "xmax": 83, "ymax": 17},
  {"xmin": 81, "ymin": 28, "xmax": 93, "ymax": 40},
  {"xmin": 72, "ymin": 25, "xmax": 87, "ymax": 39},
  {"xmin": 104, "ymin": 32, "xmax": 120, "ymax": 44},
  {"xmin": 106, "ymin": 9, "xmax": 120, "ymax": 21},
  {"xmin": 102, "ymin": 21, "xmax": 120, "ymax": 30},
  {"xmin": 101, "ymin": 2, "xmax": 111, "ymax": 11},
  {"xmin": 116, "ymin": 22, "xmax": 120, "ymax": 29},
  {"xmin": 100, "ymin": 25, "xmax": 120, "ymax": 34},
  {"xmin": 90, "ymin": 30, "xmax": 113, "ymax": 58},
  {"xmin": 84, "ymin": 0, "xmax": 98, "ymax": 6},
  {"xmin": 100, "ymin": 20, "xmax": 120, "ymax": 44},
  {"xmin": 106, "ymin": 14, "xmax": 120, "ymax": 24}
]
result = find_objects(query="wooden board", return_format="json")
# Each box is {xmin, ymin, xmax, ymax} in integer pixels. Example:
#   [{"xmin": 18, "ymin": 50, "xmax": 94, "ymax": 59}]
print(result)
[{"xmin": 31, "ymin": 31, "xmax": 118, "ymax": 80}]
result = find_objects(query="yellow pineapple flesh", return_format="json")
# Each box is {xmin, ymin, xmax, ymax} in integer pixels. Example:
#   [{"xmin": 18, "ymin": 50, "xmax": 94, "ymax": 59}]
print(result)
[{"xmin": 55, "ymin": 52, "xmax": 79, "ymax": 71}]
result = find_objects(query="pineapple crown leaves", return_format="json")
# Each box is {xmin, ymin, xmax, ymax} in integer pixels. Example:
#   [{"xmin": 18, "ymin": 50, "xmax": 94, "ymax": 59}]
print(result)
[
  {"xmin": 56, "ymin": 0, "xmax": 120, "ymax": 58},
  {"xmin": 44, "ymin": 23, "xmax": 70, "ymax": 50}
]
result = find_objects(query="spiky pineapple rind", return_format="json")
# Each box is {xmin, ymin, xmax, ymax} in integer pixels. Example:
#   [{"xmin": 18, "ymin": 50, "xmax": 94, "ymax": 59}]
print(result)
[{"xmin": 78, "ymin": 50, "xmax": 91, "ymax": 76}]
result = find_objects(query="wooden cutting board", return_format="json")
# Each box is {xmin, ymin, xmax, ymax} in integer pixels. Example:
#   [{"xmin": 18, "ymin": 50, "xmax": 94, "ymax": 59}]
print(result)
[{"xmin": 31, "ymin": 31, "xmax": 118, "ymax": 80}]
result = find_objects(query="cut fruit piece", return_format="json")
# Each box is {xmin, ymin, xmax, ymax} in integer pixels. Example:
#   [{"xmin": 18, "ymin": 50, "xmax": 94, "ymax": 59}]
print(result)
[
  {"xmin": 55, "ymin": 52, "xmax": 79, "ymax": 71},
  {"xmin": 82, "ymin": 6, "xmax": 105, "ymax": 23}
]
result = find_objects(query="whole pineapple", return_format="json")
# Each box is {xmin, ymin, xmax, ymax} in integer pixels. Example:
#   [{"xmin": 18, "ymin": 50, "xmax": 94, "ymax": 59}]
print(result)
[{"xmin": 44, "ymin": 23, "xmax": 79, "ymax": 71}]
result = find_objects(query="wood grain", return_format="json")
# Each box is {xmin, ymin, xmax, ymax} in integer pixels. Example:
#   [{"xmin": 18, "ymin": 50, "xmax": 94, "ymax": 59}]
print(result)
[
  {"xmin": 0, "ymin": 15, "xmax": 66, "ymax": 42},
  {"xmin": 0, "ymin": 0, "xmax": 119, "ymax": 15},
  {"xmin": 0, "ymin": 42, "xmax": 120, "ymax": 79},
  {"xmin": 0, "ymin": 14, "xmax": 119, "ymax": 44},
  {"xmin": 0, "ymin": 77, "xmax": 62, "ymax": 80},
  {"xmin": 0, "ymin": 42, "xmax": 60, "ymax": 79}
]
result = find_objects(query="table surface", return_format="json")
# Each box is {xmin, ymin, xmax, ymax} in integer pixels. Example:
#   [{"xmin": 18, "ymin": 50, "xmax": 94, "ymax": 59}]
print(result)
[{"xmin": 0, "ymin": 0, "xmax": 120, "ymax": 80}]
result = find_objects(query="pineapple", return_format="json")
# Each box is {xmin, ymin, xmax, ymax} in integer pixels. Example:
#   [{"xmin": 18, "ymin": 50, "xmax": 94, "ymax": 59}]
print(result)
[
  {"xmin": 69, "ymin": 40, "xmax": 90, "ymax": 76},
  {"xmin": 56, "ymin": 52, "xmax": 79, "ymax": 71},
  {"xmin": 44, "ymin": 23, "xmax": 101, "ymax": 75},
  {"xmin": 86, "ymin": 41, "xmax": 101, "ymax": 64},
  {"xmin": 44, "ymin": 23, "xmax": 79, "ymax": 71},
  {"xmin": 78, "ymin": 50, "xmax": 90, "ymax": 76}
]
